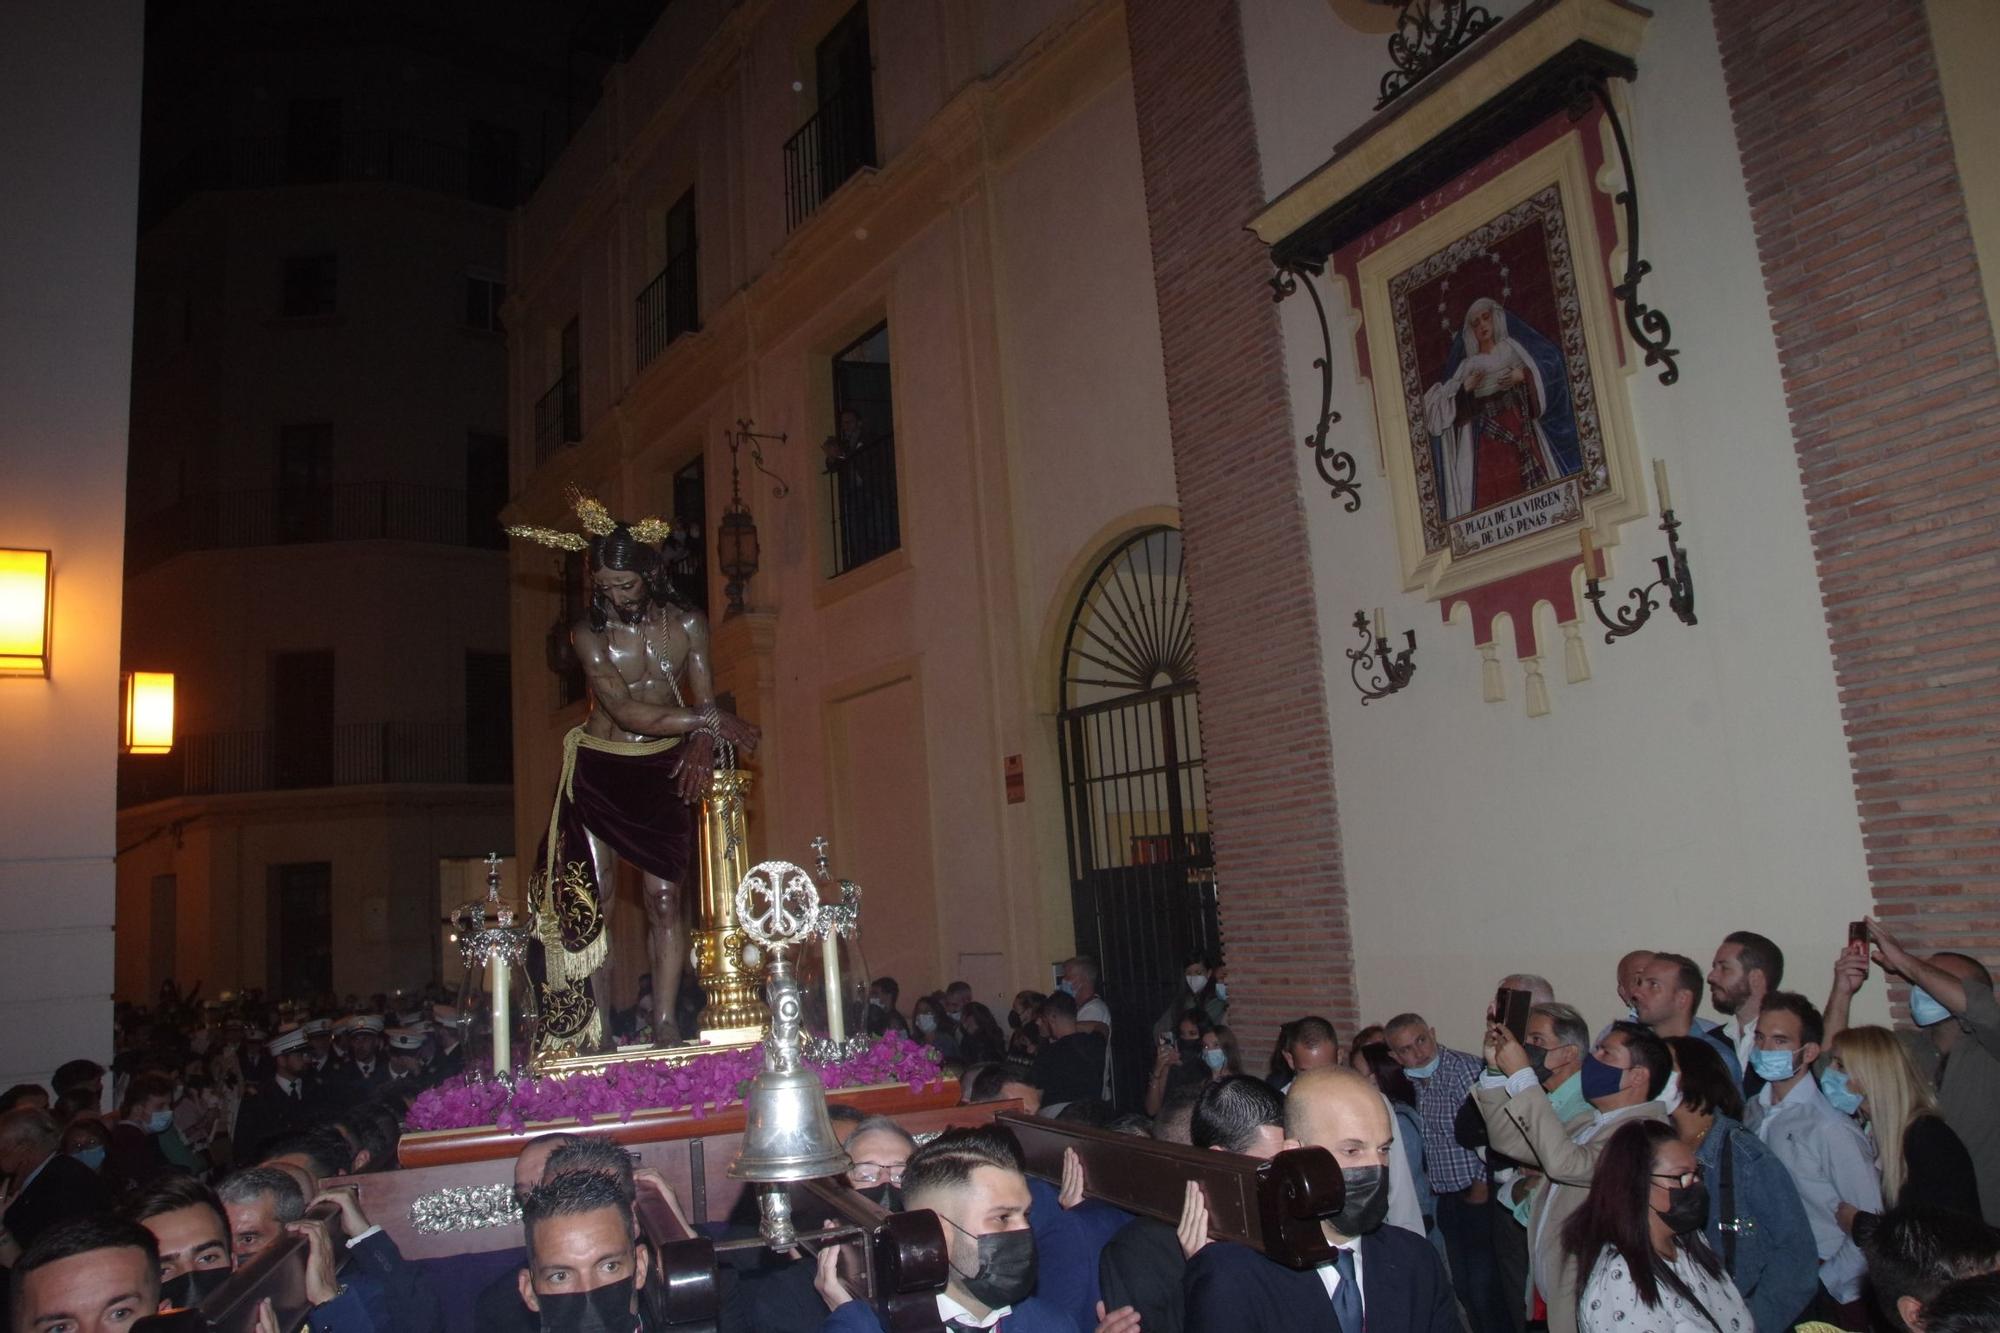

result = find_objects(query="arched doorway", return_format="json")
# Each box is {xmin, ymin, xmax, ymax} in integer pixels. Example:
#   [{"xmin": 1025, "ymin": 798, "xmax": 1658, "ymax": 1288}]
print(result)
[{"xmin": 1057, "ymin": 525, "xmax": 1220, "ymax": 1108}]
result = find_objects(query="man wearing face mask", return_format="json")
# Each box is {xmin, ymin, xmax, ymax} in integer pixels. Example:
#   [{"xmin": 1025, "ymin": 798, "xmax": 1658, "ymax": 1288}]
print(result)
[
  {"xmin": 818, "ymin": 1123, "xmax": 1094, "ymax": 1331},
  {"xmin": 1749, "ymin": 991, "xmax": 1882, "ymax": 1327},
  {"xmin": 127, "ymin": 1172, "xmax": 385, "ymax": 1330},
  {"xmin": 518, "ymin": 1170, "xmax": 654, "ymax": 1333},
  {"xmin": 1826, "ymin": 917, "xmax": 2000, "ymax": 1229},
  {"xmin": 1472, "ymin": 1019, "xmax": 1673, "ymax": 1333},
  {"xmin": 104, "ymin": 1072, "xmax": 177, "ymax": 1192},
  {"xmin": 1181, "ymin": 1067, "xmax": 1456, "ymax": 1332},
  {"xmin": 843, "ymin": 1117, "xmax": 914, "ymax": 1212}
]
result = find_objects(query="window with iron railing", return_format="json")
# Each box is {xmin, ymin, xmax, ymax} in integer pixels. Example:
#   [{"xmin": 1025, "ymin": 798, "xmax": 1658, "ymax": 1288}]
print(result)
[
  {"xmin": 826, "ymin": 321, "xmax": 899, "ymax": 575},
  {"xmin": 636, "ymin": 246, "xmax": 698, "ymax": 370},
  {"xmin": 785, "ymin": 6, "xmax": 877, "ymax": 230}
]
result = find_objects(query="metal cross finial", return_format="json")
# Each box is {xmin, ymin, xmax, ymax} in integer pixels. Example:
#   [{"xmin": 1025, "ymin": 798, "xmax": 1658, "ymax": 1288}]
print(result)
[
  {"xmin": 484, "ymin": 852, "xmax": 502, "ymax": 901},
  {"xmin": 810, "ymin": 836, "xmax": 830, "ymax": 880}
]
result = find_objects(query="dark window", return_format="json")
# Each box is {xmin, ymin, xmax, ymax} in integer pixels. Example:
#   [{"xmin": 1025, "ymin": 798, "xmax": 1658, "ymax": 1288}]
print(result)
[
  {"xmin": 281, "ymin": 253, "xmax": 338, "ymax": 318},
  {"xmin": 669, "ymin": 455, "xmax": 708, "ymax": 615},
  {"xmin": 536, "ymin": 318, "xmax": 583, "ymax": 461},
  {"xmin": 276, "ymin": 423, "xmax": 334, "ymax": 541},
  {"xmin": 827, "ymin": 321, "xmax": 898, "ymax": 574},
  {"xmin": 465, "ymin": 652, "xmax": 514, "ymax": 783},
  {"xmin": 466, "ymin": 432, "xmax": 509, "ymax": 550},
  {"xmin": 467, "ymin": 120, "xmax": 520, "ymax": 207},
  {"xmin": 637, "ymin": 191, "xmax": 698, "ymax": 368},
  {"xmin": 271, "ymin": 650, "xmax": 335, "ymax": 789},
  {"xmin": 465, "ymin": 273, "xmax": 505, "ymax": 332},
  {"xmin": 269, "ymin": 862, "xmax": 333, "ymax": 999},
  {"xmin": 784, "ymin": 3, "xmax": 877, "ymax": 229},
  {"xmin": 286, "ymin": 99, "xmax": 342, "ymax": 182}
]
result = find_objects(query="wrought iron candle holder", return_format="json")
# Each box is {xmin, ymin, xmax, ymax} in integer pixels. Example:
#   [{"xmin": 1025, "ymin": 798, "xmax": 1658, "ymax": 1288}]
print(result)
[
  {"xmin": 1348, "ymin": 610, "xmax": 1417, "ymax": 704},
  {"xmin": 1582, "ymin": 509, "xmax": 1696, "ymax": 642}
]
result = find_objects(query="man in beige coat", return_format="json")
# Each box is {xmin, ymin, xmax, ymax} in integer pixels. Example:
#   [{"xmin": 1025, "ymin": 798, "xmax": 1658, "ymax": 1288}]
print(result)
[{"xmin": 1473, "ymin": 1019, "xmax": 1674, "ymax": 1333}]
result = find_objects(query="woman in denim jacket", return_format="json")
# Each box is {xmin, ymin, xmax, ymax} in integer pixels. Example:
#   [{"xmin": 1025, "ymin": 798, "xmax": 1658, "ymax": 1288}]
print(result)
[{"xmin": 1667, "ymin": 1036, "xmax": 1821, "ymax": 1332}]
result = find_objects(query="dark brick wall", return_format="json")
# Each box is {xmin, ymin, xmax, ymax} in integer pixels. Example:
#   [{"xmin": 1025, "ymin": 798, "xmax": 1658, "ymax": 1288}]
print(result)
[
  {"xmin": 1713, "ymin": 0, "xmax": 2000, "ymax": 980},
  {"xmin": 1124, "ymin": 0, "xmax": 1359, "ymax": 1043}
]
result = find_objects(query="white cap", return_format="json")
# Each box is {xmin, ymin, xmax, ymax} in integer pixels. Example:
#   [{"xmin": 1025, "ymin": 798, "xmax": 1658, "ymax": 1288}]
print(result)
[
  {"xmin": 267, "ymin": 1028, "xmax": 309, "ymax": 1056},
  {"xmin": 385, "ymin": 1028, "xmax": 427, "ymax": 1051},
  {"xmin": 301, "ymin": 1019, "xmax": 331, "ymax": 1037},
  {"xmin": 431, "ymin": 1004, "xmax": 460, "ymax": 1024},
  {"xmin": 351, "ymin": 1015, "xmax": 385, "ymax": 1035}
]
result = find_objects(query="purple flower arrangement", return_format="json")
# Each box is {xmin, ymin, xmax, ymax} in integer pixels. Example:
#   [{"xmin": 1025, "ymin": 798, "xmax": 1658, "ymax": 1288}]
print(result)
[{"xmin": 403, "ymin": 1031, "xmax": 946, "ymax": 1135}]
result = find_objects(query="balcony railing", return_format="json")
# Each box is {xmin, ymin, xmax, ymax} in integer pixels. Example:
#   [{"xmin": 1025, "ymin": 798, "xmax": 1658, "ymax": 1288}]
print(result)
[
  {"xmin": 535, "ymin": 369, "xmax": 582, "ymax": 464},
  {"xmin": 126, "ymin": 483, "xmax": 489, "ymax": 573},
  {"xmin": 144, "ymin": 130, "xmax": 526, "ymax": 229},
  {"xmin": 636, "ymin": 247, "xmax": 700, "ymax": 371},
  {"xmin": 828, "ymin": 432, "xmax": 900, "ymax": 575},
  {"xmin": 783, "ymin": 83, "xmax": 877, "ymax": 231},
  {"xmin": 118, "ymin": 722, "xmax": 505, "ymax": 808}
]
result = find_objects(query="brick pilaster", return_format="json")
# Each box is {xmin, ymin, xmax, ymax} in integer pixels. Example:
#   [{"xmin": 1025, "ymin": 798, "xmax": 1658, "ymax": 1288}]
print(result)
[
  {"xmin": 1124, "ymin": 0, "xmax": 1359, "ymax": 1041},
  {"xmin": 1713, "ymin": 1, "xmax": 2000, "ymax": 974}
]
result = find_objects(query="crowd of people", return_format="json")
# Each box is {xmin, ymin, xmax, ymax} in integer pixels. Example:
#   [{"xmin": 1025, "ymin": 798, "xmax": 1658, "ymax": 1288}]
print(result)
[{"xmin": 3, "ymin": 919, "xmax": 1998, "ymax": 1331}]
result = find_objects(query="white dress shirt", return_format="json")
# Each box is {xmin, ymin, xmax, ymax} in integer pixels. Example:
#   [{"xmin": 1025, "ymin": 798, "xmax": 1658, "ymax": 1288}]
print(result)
[
  {"xmin": 1753, "ymin": 1071, "xmax": 1881, "ymax": 1302},
  {"xmin": 1314, "ymin": 1237, "xmax": 1366, "ymax": 1316},
  {"xmin": 1720, "ymin": 1014, "xmax": 1757, "ymax": 1070},
  {"xmin": 936, "ymin": 1291, "xmax": 1008, "ymax": 1328},
  {"xmin": 1077, "ymin": 995, "xmax": 1113, "ymax": 1099}
]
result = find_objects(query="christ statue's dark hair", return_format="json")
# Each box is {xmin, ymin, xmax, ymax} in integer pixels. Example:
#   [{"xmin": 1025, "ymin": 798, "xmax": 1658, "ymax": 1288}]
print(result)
[{"xmin": 586, "ymin": 525, "xmax": 692, "ymax": 629}]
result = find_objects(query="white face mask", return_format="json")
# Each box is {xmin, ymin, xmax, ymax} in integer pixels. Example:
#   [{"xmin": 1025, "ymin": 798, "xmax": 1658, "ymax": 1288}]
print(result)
[{"xmin": 1186, "ymin": 975, "xmax": 1208, "ymax": 994}]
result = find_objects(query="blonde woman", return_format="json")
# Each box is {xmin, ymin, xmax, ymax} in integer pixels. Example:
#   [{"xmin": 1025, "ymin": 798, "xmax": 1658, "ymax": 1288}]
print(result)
[{"xmin": 1825, "ymin": 1025, "xmax": 1983, "ymax": 1230}]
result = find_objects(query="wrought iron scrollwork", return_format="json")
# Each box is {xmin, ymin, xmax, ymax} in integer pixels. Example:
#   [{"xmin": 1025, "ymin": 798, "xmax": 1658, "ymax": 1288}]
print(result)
[
  {"xmin": 1347, "ymin": 611, "xmax": 1417, "ymax": 704},
  {"xmin": 1376, "ymin": 0, "xmax": 1501, "ymax": 110},
  {"xmin": 1570, "ymin": 79, "xmax": 1680, "ymax": 386},
  {"xmin": 1271, "ymin": 263, "xmax": 1360, "ymax": 512},
  {"xmin": 1582, "ymin": 509, "xmax": 1695, "ymax": 642}
]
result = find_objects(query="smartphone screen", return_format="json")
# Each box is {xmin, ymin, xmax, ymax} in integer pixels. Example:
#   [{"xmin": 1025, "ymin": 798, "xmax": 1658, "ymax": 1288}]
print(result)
[{"xmin": 1495, "ymin": 987, "xmax": 1533, "ymax": 1044}]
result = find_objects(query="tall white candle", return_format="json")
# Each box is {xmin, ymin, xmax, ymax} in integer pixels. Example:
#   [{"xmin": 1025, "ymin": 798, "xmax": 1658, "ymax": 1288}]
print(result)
[
  {"xmin": 823, "ymin": 930, "xmax": 846, "ymax": 1044},
  {"xmin": 1653, "ymin": 458, "xmax": 1673, "ymax": 513},
  {"xmin": 491, "ymin": 953, "xmax": 512, "ymax": 1073}
]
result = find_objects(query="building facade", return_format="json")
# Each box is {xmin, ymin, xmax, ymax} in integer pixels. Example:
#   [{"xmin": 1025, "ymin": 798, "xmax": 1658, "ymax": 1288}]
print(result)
[
  {"xmin": 506, "ymin": 0, "xmax": 2000, "ymax": 1078},
  {"xmin": 111, "ymin": 3, "xmax": 637, "ymax": 1002}
]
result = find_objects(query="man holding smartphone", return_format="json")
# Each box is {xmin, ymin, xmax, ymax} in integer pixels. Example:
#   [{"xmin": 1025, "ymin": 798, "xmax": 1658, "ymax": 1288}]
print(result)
[{"xmin": 1826, "ymin": 918, "xmax": 2000, "ymax": 1228}]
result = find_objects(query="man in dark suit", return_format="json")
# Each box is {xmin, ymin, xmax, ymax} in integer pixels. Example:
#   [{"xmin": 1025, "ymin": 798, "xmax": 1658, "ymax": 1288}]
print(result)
[
  {"xmin": 1183, "ymin": 1067, "xmax": 1459, "ymax": 1333},
  {"xmin": 234, "ymin": 1027, "xmax": 319, "ymax": 1160},
  {"xmin": 332, "ymin": 1016, "xmax": 392, "ymax": 1102},
  {"xmin": 0, "ymin": 1107, "xmax": 108, "ymax": 1254},
  {"xmin": 1029, "ymin": 992, "xmax": 1109, "ymax": 1110}
]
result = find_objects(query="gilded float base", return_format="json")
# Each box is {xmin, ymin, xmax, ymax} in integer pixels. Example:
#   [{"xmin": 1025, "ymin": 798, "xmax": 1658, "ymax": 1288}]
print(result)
[
  {"xmin": 692, "ymin": 925, "xmax": 769, "ymax": 1037},
  {"xmin": 531, "ymin": 1030, "xmax": 762, "ymax": 1080}
]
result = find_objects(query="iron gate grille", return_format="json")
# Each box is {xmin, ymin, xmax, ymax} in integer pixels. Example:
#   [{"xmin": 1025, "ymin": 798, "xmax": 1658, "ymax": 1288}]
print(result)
[{"xmin": 1057, "ymin": 526, "xmax": 1219, "ymax": 1110}]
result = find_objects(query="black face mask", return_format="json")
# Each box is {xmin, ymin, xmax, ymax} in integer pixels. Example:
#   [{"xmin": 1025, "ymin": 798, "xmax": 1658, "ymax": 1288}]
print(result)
[
  {"xmin": 1177, "ymin": 1038, "xmax": 1203, "ymax": 1061},
  {"xmin": 863, "ymin": 1183, "xmax": 905, "ymax": 1212},
  {"xmin": 537, "ymin": 1277, "xmax": 637, "ymax": 1333},
  {"xmin": 1328, "ymin": 1165, "xmax": 1391, "ymax": 1238},
  {"xmin": 162, "ymin": 1265, "xmax": 232, "ymax": 1310},
  {"xmin": 946, "ymin": 1220, "xmax": 1037, "ymax": 1310},
  {"xmin": 1659, "ymin": 1183, "xmax": 1709, "ymax": 1236}
]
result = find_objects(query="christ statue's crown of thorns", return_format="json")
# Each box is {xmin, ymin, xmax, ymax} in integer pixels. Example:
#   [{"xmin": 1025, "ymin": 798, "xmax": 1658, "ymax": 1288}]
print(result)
[{"xmin": 503, "ymin": 486, "xmax": 674, "ymax": 551}]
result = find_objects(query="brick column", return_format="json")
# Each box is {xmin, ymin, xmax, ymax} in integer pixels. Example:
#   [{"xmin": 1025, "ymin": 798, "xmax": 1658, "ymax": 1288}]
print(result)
[
  {"xmin": 1713, "ymin": 1, "xmax": 2000, "ymax": 977},
  {"xmin": 1124, "ymin": 0, "xmax": 1358, "ymax": 1040}
]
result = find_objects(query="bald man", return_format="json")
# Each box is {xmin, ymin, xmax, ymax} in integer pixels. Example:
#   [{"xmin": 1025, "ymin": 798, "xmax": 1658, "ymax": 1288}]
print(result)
[
  {"xmin": 1183, "ymin": 1068, "xmax": 1458, "ymax": 1333},
  {"xmin": 1828, "ymin": 919, "xmax": 2000, "ymax": 1227}
]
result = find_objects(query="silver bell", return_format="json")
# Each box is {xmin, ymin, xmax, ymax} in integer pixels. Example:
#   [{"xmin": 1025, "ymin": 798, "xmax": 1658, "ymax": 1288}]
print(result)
[{"xmin": 727, "ymin": 952, "xmax": 851, "ymax": 1184}]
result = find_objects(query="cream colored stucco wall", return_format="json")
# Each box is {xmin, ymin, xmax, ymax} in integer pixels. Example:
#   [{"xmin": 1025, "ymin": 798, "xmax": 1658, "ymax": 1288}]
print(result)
[
  {"xmin": 1243, "ymin": 0, "xmax": 1887, "ymax": 1050},
  {"xmin": 506, "ymin": 2, "xmax": 1177, "ymax": 1016},
  {"xmin": 0, "ymin": 1, "xmax": 142, "ymax": 1088},
  {"xmin": 1928, "ymin": 0, "xmax": 2000, "ymax": 340}
]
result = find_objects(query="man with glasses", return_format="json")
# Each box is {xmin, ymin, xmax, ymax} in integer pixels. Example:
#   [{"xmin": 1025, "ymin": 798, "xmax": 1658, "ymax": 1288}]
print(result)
[
  {"xmin": 843, "ymin": 1116, "xmax": 914, "ymax": 1212},
  {"xmin": 1473, "ymin": 1019, "xmax": 1674, "ymax": 1333}
]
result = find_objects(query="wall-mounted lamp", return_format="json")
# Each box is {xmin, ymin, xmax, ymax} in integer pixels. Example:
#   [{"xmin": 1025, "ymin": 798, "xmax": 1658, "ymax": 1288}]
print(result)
[
  {"xmin": 719, "ymin": 420, "xmax": 789, "ymax": 617},
  {"xmin": 0, "ymin": 548, "xmax": 53, "ymax": 678},
  {"xmin": 123, "ymin": 671, "xmax": 176, "ymax": 754}
]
